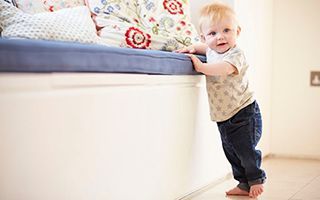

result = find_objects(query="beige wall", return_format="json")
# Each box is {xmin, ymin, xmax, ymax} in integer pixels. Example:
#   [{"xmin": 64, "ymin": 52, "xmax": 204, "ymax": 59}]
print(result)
[{"xmin": 271, "ymin": 0, "xmax": 320, "ymax": 158}]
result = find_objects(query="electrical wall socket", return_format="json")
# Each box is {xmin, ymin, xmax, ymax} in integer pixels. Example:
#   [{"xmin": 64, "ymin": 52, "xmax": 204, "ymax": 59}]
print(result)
[{"xmin": 310, "ymin": 71, "xmax": 320, "ymax": 86}]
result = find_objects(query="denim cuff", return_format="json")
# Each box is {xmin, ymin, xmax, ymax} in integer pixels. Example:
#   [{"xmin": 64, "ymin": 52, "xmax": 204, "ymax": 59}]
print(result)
[
  {"xmin": 248, "ymin": 177, "xmax": 266, "ymax": 187},
  {"xmin": 237, "ymin": 182, "xmax": 250, "ymax": 192}
]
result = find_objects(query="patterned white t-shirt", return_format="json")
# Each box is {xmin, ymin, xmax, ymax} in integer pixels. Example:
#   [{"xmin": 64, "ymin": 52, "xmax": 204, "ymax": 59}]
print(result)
[{"xmin": 206, "ymin": 46, "xmax": 254, "ymax": 122}]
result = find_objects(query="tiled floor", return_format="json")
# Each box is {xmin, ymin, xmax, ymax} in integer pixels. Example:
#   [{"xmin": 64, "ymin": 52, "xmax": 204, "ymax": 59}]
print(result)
[{"xmin": 189, "ymin": 157, "xmax": 320, "ymax": 200}]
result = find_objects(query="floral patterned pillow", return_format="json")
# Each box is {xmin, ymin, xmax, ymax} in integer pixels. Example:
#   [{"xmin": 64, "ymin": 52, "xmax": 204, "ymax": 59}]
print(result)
[
  {"xmin": 14, "ymin": 0, "xmax": 85, "ymax": 13},
  {"xmin": 86, "ymin": 0, "xmax": 199, "ymax": 51}
]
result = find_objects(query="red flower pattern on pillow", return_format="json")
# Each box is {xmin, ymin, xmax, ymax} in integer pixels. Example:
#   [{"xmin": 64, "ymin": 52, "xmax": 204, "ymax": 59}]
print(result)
[
  {"xmin": 125, "ymin": 27, "xmax": 151, "ymax": 49},
  {"xmin": 163, "ymin": 0, "xmax": 184, "ymax": 15},
  {"xmin": 88, "ymin": 0, "xmax": 199, "ymax": 50}
]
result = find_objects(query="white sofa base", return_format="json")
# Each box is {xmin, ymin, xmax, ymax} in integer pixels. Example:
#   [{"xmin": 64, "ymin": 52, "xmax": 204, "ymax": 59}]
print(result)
[{"xmin": 0, "ymin": 73, "xmax": 230, "ymax": 200}]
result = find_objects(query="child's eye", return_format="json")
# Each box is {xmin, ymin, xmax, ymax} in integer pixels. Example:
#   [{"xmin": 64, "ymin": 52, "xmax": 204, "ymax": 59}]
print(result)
[
  {"xmin": 224, "ymin": 28, "xmax": 231, "ymax": 33},
  {"xmin": 208, "ymin": 31, "xmax": 216, "ymax": 36}
]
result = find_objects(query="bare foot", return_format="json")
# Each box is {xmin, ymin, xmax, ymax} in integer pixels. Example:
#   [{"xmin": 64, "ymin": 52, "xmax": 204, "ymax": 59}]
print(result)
[
  {"xmin": 249, "ymin": 184, "xmax": 264, "ymax": 198},
  {"xmin": 226, "ymin": 186, "xmax": 249, "ymax": 196}
]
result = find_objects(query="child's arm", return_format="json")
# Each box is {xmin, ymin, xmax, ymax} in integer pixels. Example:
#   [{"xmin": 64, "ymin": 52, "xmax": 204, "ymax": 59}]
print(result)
[
  {"xmin": 175, "ymin": 42, "xmax": 207, "ymax": 55},
  {"xmin": 188, "ymin": 54, "xmax": 237, "ymax": 76}
]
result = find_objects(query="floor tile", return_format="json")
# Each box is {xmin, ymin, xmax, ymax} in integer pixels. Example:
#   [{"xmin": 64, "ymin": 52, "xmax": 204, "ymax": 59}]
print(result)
[
  {"xmin": 290, "ymin": 176, "xmax": 320, "ymax": 200},
  {"xmin": 188, "ymin": 157, "xmax": 320, "ymax": 200}
]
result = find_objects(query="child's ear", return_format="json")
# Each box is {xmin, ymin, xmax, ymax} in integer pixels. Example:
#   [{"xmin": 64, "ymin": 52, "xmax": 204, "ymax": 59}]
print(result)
[{"xmin": 237, "ymin": 26, "xmax": 241, "ymax": 36}]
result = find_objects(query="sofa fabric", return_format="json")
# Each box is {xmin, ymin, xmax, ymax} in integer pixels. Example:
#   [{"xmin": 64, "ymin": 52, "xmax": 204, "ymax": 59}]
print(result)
[{"xmin": 0, "ymin": 38, "xmax": 205, "ymax": 75}]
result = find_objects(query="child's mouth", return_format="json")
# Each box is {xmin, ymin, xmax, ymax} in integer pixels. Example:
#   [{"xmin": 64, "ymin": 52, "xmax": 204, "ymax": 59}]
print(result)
[{"xmin": 217, "ymin": 43, "xmax": 227, "ymax": 46}]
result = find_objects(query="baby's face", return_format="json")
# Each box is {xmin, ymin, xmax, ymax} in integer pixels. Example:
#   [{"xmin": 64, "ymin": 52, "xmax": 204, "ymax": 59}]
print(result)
[{"xmin": 201, "ymin": 17, "xmax": 239, "ymax": 54}]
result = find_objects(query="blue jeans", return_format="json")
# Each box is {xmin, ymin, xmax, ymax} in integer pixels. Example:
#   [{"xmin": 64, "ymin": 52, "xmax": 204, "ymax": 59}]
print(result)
[{"xmin": 217, "ymin": 101, "xmax": 266, "ymax": 191}]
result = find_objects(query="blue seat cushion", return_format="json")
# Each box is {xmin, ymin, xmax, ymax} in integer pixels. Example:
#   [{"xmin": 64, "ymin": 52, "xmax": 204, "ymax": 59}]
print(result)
[{"xmin": 0, "ymin": 39, "xmax": 206, "ymax": 75}]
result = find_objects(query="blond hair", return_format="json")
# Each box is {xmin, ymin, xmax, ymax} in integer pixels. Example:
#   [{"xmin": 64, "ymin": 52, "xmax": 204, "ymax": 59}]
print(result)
[{"xmin": 198, "ymin": 2, "xmax": 238, "ymax": 33}]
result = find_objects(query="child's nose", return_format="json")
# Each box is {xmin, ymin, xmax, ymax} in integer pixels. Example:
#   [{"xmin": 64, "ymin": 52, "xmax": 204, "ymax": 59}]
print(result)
[{"xmin": 217, "ymin": 33, "xmax": 223, "ymax": 40}]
